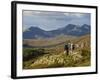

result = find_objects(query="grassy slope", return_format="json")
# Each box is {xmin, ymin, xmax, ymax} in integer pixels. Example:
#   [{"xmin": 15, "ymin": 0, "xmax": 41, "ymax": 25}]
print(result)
[
  {"xmin": 23, "ymin": 35, "xmax": 77, "ymax": 47},
  {"xmin": 23, "ymin": 34, "xmax": 91, "ymax": 69}
]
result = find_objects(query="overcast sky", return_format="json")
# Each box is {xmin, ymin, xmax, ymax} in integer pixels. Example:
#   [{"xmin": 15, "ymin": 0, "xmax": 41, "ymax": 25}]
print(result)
[{"xmin": 22, "ymin": 10, "xmax": 90, "ymax": 31}]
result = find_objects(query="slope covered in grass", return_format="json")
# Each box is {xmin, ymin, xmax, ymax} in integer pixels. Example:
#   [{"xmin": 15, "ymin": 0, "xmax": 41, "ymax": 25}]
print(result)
[
  {"xmin": 23, "ymin": 34, "xmax": 91, "ymax": 69},
  {"xmin": 23, "ymin": 48, "xmax": 90, "ymax": 69}
]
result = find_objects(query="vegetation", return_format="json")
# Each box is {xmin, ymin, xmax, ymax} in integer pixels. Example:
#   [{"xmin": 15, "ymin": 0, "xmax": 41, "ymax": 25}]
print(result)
[
  {"xmin": 23, "ymin": 34, "xmax": 91, "ymax": 69},
  {"xmin": 23, "ymin": 48, "xmax": 47, "ymax": 61},
  {"xmin": 23, "ymin": 48, "xmax": 90, "ymax": 69}
]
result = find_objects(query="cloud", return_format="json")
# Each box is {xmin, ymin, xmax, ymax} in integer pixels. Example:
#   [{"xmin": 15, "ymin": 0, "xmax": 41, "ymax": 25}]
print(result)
[
  {"xmin": 23, "ymin": 11, "xmax": 41, "ymax": 16},
  {"xmin": 63, "ymin": 12, "xmax": 85, "ymax": 18},
  {"xmin": 23, "ymin": 10, "xmax": 86, "ymax": 18},
  {"xmin": 23, "ymin": 11, "xmax": 33, "ymax": 16},
  {"xmin": 72, "ymin": 13, "xmax": 85, "ymax": 18},
  {"xmin": 63, "ymin": 13, "xmax": 70, "ymax": 16},
  {"xmin": 23, "ymin": 10, "xmax": 90, "ymax": 31}
]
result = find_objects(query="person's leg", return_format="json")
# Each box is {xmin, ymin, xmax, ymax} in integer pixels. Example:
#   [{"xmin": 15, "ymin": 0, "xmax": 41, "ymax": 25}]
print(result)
[
  {"xmin": 67, "ymin": 50, "xmax": 69, "ymax": 55},
  {"xmin": 64, "ymin": 50, "xmax": 66, "ymax": 54}
]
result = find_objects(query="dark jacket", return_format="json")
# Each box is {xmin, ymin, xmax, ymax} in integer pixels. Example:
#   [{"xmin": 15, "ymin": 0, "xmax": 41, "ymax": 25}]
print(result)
[{"xmin": 64, "ymin": 44, "xmax": 69, "ymax": 50}]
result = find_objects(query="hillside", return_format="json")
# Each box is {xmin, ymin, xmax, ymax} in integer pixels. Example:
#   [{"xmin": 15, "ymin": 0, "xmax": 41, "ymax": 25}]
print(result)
[
  {"xmin": 74, "ymin": 34, "xmax": 90, "ymax": 49},
  {"xmin": 23, "ymin": 34, "xmax": 91, "ymax": 69},
  {"xmin": 23, "ymin": 34, "xmax": 90, "ymax": 48},
  {"xmin": 23, "ymin": 35, "xmax": 77, "ymax": 47}
]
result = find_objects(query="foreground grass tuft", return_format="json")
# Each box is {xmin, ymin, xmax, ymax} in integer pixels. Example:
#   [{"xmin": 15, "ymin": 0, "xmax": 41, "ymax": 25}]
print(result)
[{"xmin": 23, "ymin": 48, "xmax": 90, "ymax": 69}]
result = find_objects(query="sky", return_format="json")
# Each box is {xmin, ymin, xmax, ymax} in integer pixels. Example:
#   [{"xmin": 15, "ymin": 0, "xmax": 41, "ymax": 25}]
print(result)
[{"xmin": 22, "ymin": 10, "xmax": 91, "ymax": 31}]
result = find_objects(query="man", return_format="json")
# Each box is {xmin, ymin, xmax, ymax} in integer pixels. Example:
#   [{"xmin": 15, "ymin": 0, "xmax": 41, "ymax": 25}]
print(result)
[
  {"xmin": 72, "ymin": 44, "xmax": 75, "ymax": 51},
  {"xmin": 64, "ymin": 44, "xmax": 69, "ymax": 55},
  {"xmin": 69, "ymin": 43, "xmax": 75, "ymax": 54}
]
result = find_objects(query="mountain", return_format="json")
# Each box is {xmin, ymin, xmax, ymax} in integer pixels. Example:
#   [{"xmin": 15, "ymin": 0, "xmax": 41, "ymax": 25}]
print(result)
[
  {"xmin": 23, "ymin": 27, "xmax": 53, "ymax": 39},
  {"xmin": 23, "ymin": 24, "xmax": 90, "ymax": 39},
  {"xmin": 61, "ymin": 24, "xmax": 90, "ymax": 36}
]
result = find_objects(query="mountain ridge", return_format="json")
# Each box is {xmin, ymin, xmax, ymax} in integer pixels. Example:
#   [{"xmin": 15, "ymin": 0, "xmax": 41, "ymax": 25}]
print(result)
[{"xmin": 23, "ymin": 24, "xmax": 90, "ymax": 39}]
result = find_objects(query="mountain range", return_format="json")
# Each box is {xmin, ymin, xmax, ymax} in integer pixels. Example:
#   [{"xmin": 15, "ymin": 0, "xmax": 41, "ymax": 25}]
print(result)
[{"xmin": 23, "ymin": 24, "xmax": 90, "ymax": 39}]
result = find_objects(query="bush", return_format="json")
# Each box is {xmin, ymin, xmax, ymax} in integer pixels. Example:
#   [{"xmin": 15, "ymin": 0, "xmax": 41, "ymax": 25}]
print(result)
[
  {"xmin": 23, "ymin": 48, "xmax": 46, "ymax": 61},
  {"xmin": 81, "ymin": 49, "xmax": 90, "ymax": 60}
]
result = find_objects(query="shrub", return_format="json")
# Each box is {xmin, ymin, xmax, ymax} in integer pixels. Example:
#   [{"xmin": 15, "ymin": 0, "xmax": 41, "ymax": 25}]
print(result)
[{"xmin": 23, "ymin": 48, "xmax": 46, "ymax": 61}]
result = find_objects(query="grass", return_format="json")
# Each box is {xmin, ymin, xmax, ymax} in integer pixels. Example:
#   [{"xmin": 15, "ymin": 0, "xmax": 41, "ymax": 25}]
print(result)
[{"xmin": 23, "ymin": 48, "xmax": 90, "ymax": 69}]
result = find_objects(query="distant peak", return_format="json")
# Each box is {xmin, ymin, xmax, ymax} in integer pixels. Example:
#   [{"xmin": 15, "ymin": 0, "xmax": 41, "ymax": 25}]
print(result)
[
  {"xmin": 28, "ymin": 26, "xmax": 45, "ymax": 32},
  {"xmin": 29, "ymin": 26, "xmax": 39, "ymax": 29},
  {"xmin": 67, "ymin": 24, "xmax": 76, "ymax": 26},
  {"xmin": 82, "ymin": 24, "xmax": 90, "ymax": 26},
  {"xmin": 28, "ymin": 26, "xmax": 41, "ymax": 30}
]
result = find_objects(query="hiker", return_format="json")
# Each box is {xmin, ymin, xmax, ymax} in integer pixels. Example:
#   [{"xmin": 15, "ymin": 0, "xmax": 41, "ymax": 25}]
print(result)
[
  {"xmin": 69, "ymin": 43, "xmax": 73, "ymax": 54},
  {"xmin": 64, "ymin": 42, "xmax": 76, "ymax": 55},
  {"xmin": 69, "ymin": 43, "xmax": 76, "ymax": 54},
  {"xmin": 72, "ymin": 44, "xmax": 75, "ymax": 51},
  {"xmin": 64, "ymin": 44, "xmax": 69, "ymax": 55}
]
